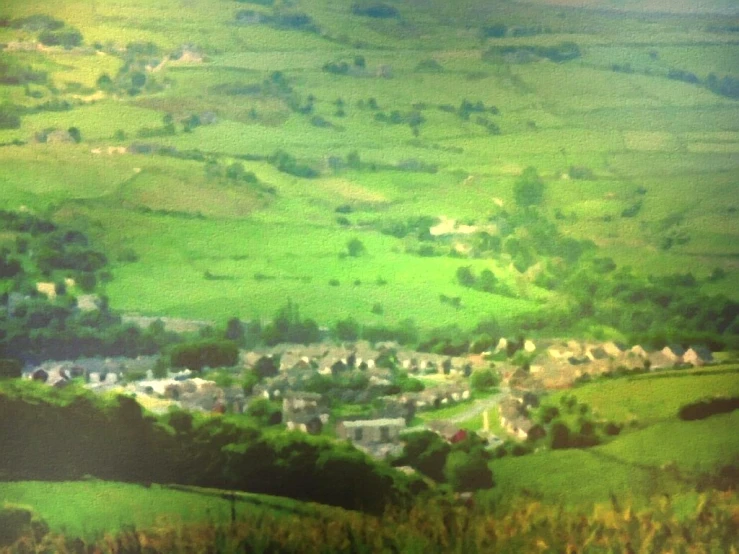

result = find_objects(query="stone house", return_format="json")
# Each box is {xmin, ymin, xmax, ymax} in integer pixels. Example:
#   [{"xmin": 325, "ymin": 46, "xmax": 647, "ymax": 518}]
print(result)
[
  {"xmin": 283, "ymin": 392, "xmax": 329, "ymax": 435},
  {"xmin": 683, "ymin": 347, "xmax": 713, "ymax": 366},
  {"xmin": 499, "ymin": 397, "xmax": 533, "ymax": 440},
  {"xmin": 337, "ymin": 418, "xmax": 406, "ymax": 445}
]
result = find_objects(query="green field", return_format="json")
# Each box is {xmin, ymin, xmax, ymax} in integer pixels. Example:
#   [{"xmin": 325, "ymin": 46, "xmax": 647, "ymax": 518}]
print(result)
[
  {"xmin": 487, "ymin": 366, "xmax": 739, "ymax": 507},
  {"xmin": 0, "ymin": 481, "xmax": 332, "ymax": 540},
  {"xmin": 547, "ymin": 365, "xmax": 739, "ymax": 425},
  {"xmin": 0, "ymin": 0, "xmax": 737, "ymax": 333}
]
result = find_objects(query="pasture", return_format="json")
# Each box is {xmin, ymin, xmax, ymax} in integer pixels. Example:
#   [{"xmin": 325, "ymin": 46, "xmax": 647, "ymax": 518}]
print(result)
[
  {"xmin": 0, "ymin": 481, "xmax": 328, "ymax": 540},
  {"xmin": 0, "ymin": 0, "xmax": 736, "ymax": 333}
]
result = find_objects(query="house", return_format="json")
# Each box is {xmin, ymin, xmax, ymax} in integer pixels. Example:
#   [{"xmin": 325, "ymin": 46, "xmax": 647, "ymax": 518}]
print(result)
[
  {"xmin": 629, "ymin": 345, "xmax": 648, "ymax": 359},
  {"xmin": 683, "ymin": 347, "xmax": 713, "ymax": 366},
  {"xmin": 523, "ymin": 340, "xmax": 536, "ymax": 353},
  {"xmin": 36, "ymin": 282, "xmax": 57, "ymax": 300},
  {"xmin": 648, "ymin": 351, "xmax": 677, "ymax": 369},
  {"xmin": 428, "ymin": 421, "xmax": 468, "ymax": 444},
  {"xmin": 602, "ymin": 341, "xmax": 625, "ymax": 358},
  {"xmin": 337, "ymin": 418, "xmax": 406, "ymax": 445},
  {"xmin": 76, "ymin": 294, "xmax": 100, "ymax": 312},
  {"xmin": 586, "ymin": 345, "xmax": 609, "ymax": 361},
  {"xmin": 283, "ymin": 392, "xmax": 329, "ymax": 435},
  {"xmin": 661, "ymin": 345, "xmax": 685, "ymax": 363},
  {"xmin": 499, "ymin": 397, "xmax": 533, "ymax": 440},
  {"xmin": 494, "ymin": 337, "xmax": 508, "ymax": 353}
]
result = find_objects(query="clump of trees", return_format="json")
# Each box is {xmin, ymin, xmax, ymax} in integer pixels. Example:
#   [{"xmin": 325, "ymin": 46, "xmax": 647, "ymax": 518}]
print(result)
[
  {"xmin": 261, "ymin": 301, "xmax": 320, "ymax": 345},
  {"xmin": 351, "ymin": 2, "xmax": 399, "ymax": 18},
  {"xmin": 456, "ymin": 266, "xmax": 513, "ymax": 296},
  {"xmin": 514, "ymin": 166, "xmax": 546, "ymax": 208},
  {"xmin": 394, "ymin": 431, "xmax": 494, "ymax": 492},
  {"xmin": 268, "ymin": 150, "xmax": 319, "ymax": 178},
  {"xmin": 0, "ymin": 380, "xmax": 420, "ymax": 513},
  {"xmin": 469, "ymin": 367, "xmax": 498, "ymax": 392},
  {"xmin": 678, "ymin": 396, "xmax": 739, "ymax": 421},
  {"xmin": 169, "ymin": 339, "xmax": 239, "ymax": 371},
  {"xmin": 485, "ymin": 42, "xmax": 581, "ymax": 63}
]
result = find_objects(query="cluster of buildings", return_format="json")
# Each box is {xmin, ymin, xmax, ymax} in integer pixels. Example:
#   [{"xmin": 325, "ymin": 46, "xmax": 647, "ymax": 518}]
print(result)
[{"xmin": 500, "ymin": 341, "xmax": 714, "ymax": 389}]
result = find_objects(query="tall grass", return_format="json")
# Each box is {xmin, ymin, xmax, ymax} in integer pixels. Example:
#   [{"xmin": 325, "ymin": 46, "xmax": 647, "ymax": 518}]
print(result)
[{"xmin": 3, "ymin": 491, "xmax": 736, "ymax": 553}]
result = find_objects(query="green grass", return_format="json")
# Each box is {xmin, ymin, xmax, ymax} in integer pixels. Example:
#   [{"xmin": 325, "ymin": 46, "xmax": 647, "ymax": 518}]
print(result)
[
  {"xmin": 489, "ymin": 447, "xmax": 671, "ymax": 508},
  {"xmin": 0, "ymin": 481, "xmax": 324, "ymax": 540},
  {"xmin": 487, "ymin": 365, "xmax": 739, "ymax": 506},
  {"xmin": 547, "ymin": 365, "xmax": 739, "ymax": 424},
  {"xmin": 600, "ymin": 411, "xmax": 739, "ymax": 472},
  {"xmin": 0, "ymin": 0, "xmax": 736, "ymax": 329}
]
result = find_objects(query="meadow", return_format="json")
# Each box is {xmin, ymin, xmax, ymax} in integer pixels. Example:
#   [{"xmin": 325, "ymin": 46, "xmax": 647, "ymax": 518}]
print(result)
[
  {"xmin": 487, "ymin": 365, "xmax": 739, "ymax": 508},
  {"xmin": 0, "ymin": 0, "xmax": 737, "ymax": 335},
  {"xmin": 0, "ymin": 481, "xmax": 343, "ymax": 540}
]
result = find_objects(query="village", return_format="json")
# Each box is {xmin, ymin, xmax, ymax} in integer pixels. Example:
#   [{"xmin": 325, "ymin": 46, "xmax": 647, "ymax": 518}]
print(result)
[{"xmin": 23, "ymin": 335, "xmax": 715, "ymax": 459}]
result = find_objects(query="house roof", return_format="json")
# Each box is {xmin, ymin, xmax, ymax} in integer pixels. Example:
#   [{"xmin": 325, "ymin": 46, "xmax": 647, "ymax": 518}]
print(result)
[{"xmin": 341, "ymin": 418, "xmax": 406, "ymax": 428}]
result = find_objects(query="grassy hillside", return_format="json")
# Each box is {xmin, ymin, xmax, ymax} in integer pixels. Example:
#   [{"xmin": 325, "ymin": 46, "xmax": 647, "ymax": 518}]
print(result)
[
  {"xmin": 0, "ymin": 481, "xmax": 323, "ymax": 539},
  {"xmin": 548, "ymin": 365, "xmax": 739, "ymax": 424},
  {"xmin": 0, "ymin": 0, "xmax": 737, "ymax": 337},
  {"xmin": 488, "ymin": 365, "xmax": 739, "ymax": 507}
]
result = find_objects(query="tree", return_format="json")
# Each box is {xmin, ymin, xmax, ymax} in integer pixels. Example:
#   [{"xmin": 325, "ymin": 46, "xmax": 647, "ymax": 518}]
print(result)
[
  {"xmin": 0, "ymin": 359, "xmax": 22, "ymax": 379},
  {"xmin": 444, "ymin": 450, "xmax": 494, "ymax": 492},
  {"xmin": 399, "ymin": 431, "xmax": 450, "ymax": 482},
  {"xmin": 224, "ymin": 317, "xmax": 245, "ymax": 344},
  {"xmin": 456, "ymin": 266, "xmax": 476, "ymax": 287},
  {"xmin": 347, "ymin": 238, "xmax": 366, "ymax": 257},
  {"xmin": 514, "ymin": 166, "xmax": 545, "ymax": 208},
  {"xmin": 246, "ymin": 398, "xmax": 282, "ymax": 426},
  {"xmin": 334, "ymin": 317, "xmax": 360, "ymax": 341},
  {"xmin": 67, "ymin": 127, "xmax": 81, "ymax": 143},
  {"xmin": 477, "ymin": 269, "xmax": 498, "ymax": 293},
  {"xmin": 169, "ymin": 340, "xmax": 239, "ymax": 371},
  {"xmin": 253, "ymin": 356, "xmax": 279, "ymax": 379},
  {"xmin": 549, "ymin": 421, "xmax": 571, "ymax": 449},
  {"xmin": 470, "ymin": 368, "xmax": 498, "ymax": 392},
  {"xmin": 38, "ymin": 27, "xmax": 83, "ymax": 48}
]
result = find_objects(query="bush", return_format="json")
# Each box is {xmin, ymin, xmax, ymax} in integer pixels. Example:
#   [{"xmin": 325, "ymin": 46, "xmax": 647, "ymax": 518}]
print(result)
[{"xmin": 38, "ymin": 27, "xmax": 83, "ymax": 48}]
